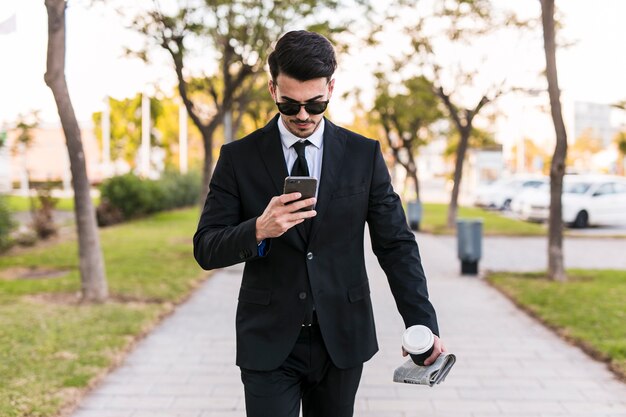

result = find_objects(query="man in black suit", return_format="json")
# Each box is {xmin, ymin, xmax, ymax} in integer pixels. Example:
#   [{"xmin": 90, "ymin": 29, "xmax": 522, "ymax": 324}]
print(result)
[{"xmin": 193, "ymin": 30, "xmax": 445, "ymax": 417}]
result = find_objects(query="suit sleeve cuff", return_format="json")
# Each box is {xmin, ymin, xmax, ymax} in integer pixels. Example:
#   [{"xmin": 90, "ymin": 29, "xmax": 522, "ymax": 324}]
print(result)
[{"xmin": 237, "ymin": 217, "xmax": 271, "ymax": 261}]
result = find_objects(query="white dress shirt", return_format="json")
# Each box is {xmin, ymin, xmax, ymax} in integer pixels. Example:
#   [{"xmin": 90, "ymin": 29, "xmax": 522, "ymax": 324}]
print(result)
[{"xmin": 278, "ymin": 117, "xmax": 324, "ymax": 197}]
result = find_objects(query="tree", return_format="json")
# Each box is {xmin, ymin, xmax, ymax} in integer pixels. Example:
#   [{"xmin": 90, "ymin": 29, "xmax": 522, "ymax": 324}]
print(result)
[
  {"xmin": 44, "ymin": 0, "xmax": 108, "ymax": 301},
  {"xmin": 614, "ymin": 131, "xmax": 626, "ymax": 175},
  {"xmin": 231, "ymin": 76, "xmax": 277, "ymax": 137},
  {"xmin": 92, "ymin": 93, "xmax": 181, "ymax": 171},
  {"xmin": 12, "ymin": 111, "xmax": 40, "ymax": 151},
  {"xmin": 11, "ymin": 111, "xmax": 40, "ymax": 195},
  {"xmin": 612, "ymin": 100, "xmax": 626, "ymax": 111},
  {"xmin": 152, "ymin": 94, "xmax": 199, "ymax": 171},
  {"xmin": 11, "ymin": 111, "xmax": 60, "ymax": 239},
  {"xmin": 443, "ymin": 126, "xmax": 498, "ymax": 159},
  {"xmin": 384, "ymin": 0, "xmax": 525, "ymax": 228},
  {"xmin": 92, "ymin": 80, "xmax": 276, "ymax": 174},
  {"xmin": 372, "ymin": 75, "xmax": 443, "ymax": 201},
  {"xmin": 92, "ymin": 94, "xmax": 161, "ymax": 167},
  {"xmin": 540, "ymin": 0, "xmax": 568, "ymax": 282},
  {"xmin": 436, "ymin": 86, "xmax": 500, "ymax": 227},
  {"xmin": 125, "ymin": 0, "xmax": 370, "ymax": 204}
]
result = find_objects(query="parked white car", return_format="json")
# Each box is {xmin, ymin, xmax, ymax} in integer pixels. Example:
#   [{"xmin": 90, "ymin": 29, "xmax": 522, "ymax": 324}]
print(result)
[
  {"xmin": 510, "ymin": 184, "xmax": 547, "ymax": 216},
  {"xmin": 514, "ymin": 175, "xmax": 626, "ymax": 228},
  {"xmin": 473, "ymin": 175, "xmax": 547, "ymax": 210}
]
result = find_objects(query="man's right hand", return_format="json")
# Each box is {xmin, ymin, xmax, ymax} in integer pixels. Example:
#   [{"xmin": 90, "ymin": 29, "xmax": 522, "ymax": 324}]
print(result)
[{"xmin": 255, "ymin": 193, "xmax": 317, "ymax": 243}]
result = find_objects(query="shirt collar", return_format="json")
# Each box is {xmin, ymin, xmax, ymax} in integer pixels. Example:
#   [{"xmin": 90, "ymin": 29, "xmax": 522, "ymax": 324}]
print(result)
[{"xmin": 278, "ymin": 116, "xmax": 325, "ymax": 150}]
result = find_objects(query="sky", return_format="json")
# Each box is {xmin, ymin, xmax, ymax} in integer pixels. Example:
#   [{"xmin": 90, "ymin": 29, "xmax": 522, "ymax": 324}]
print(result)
[{"xmin": 1, "ymin": 1, "xmax": 625, "ymax": 150}]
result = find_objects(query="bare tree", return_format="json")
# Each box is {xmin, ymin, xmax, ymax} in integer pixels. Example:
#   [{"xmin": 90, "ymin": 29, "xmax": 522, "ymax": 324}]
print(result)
[
  {"xmin": 436, "ymin": 87, "xmax": 498, "ymax": 228},
  {"xmin": 11, "ymin": 111, "xmax": 40, "ymax": 196},
  {"xmin": 540, "ymin": 0, "xmax": 567, "ymax": 281},
  {"xmin": 384, "ymin": 0, "xmax": 526, "ymax": 228},
  {"xmin": 44, "ymin": 0, "xmax": 108, "ymax": 301},
  {"xmin": 126, "ymin": 1, "xmax": 371, "ymax": 205},
  {"xmin": 373, "ymin": 75, "xmax": 443, "ymax": 202}
]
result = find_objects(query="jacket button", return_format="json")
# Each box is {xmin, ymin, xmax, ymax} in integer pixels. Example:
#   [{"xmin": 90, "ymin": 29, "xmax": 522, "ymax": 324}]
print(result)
[
  {"xmin": 299, "ymin": 292, "xmax": 307, "ymax": 300},
  {"xmin": 306, "ymin": 252, "xmax": 313, "ymax": 260}
]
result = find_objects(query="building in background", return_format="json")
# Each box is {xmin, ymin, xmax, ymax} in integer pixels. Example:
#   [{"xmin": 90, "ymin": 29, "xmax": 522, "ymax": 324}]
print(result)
[
  {"xmin": 460, "ymin": 145, "xmax": 504, "ymax": 203},
  {"xmin": 571, "ymin": 101, "xmax": 626, "ymax": 174},
  {"xmin": 0, "ymin": 123, "xmax": 102, "ymax": 194},
  {"xmin": 0, "ymin": 130, "xmax": 10, "ymax": 192},
  {"xmin": 574, "ymin": 101, "xmax": 614, "ymax": 147}
]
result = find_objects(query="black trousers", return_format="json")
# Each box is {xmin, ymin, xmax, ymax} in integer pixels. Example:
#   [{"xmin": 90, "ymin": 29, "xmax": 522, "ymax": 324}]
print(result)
[{"xmin": 240, "ymin": 324, "xmax": 363, "ymax": 417}]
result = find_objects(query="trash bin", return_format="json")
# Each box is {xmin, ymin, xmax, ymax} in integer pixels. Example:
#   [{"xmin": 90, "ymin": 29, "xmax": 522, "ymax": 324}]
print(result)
[
  {"xmin": 456, "ymin": 219, "xmax": 483, "ymax": 275},
  {"xmin": 407, "ymin": 200, "xmax": 422, "ymax": 231}
]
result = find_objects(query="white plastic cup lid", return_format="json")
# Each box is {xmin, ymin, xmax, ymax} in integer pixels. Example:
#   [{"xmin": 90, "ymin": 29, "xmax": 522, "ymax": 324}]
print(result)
[{"xmin": 402, "ymin": 325, "xmax": 434, "ymax": 354}]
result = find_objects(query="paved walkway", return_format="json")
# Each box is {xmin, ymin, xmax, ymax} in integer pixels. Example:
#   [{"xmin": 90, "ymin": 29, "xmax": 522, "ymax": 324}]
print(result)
[{"xmin": 70, "ymin": 234, "xmax": 626, "ymax": 417}]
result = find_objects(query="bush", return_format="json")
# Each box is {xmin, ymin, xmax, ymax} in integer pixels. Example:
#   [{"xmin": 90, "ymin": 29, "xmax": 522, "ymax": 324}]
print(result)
[
  {"xmin": 0, "ymin": 195, "xmax": 16, "ymax": 251},
  {"xmin": 160, "ymin": 170, "xmax": 201, "ymax": 209},
  {"xmin": 99, "ymin": 174, "xmax": 148, "ymax": 220},
  {"xmin": 30, "ymin": 184, "xmax": 59, "ymax": 239},
  {"xmin": 97, "ymin": 171, "xmax": 201, "ymax": 226}
]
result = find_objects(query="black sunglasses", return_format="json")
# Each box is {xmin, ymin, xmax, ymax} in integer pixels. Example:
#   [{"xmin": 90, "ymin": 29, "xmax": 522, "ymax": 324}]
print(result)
[{"xmin": 275, "ymin": 100, "xmax": 329, "ymax": 116}]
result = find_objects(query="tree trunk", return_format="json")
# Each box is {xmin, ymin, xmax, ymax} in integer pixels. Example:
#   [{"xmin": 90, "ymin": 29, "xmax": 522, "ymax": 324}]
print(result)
[
  {"xmin": 44, "ymin": 0, "xmax": 108, "ymax": 301},
  {"xmin": 447, "ymin": 129, "xmax": 470, "ymax": 229},
  {"xmin": 435, "ymin": 87, "xmax": 486, "ymax": 230},
  {"xmin": 201, "ymin": 132, "xmax": 214, "ymax": 205},
  {"xmin": 407, "ymin": 155, "xmax": 421, "ymax": 202},
  {"xmin": 171, "ymin": 52, "xmax": 225, "ymax": 207},
  {"xmin": 541, "ymin": 0, "xmax": 567, "ymax": 282},
  {"xmin": 198, "ymin": 119, "xmax": 222, "ymax": 205},
  {"xmin": 379, "ymin": 123, "xmax": 423, "ymax": 203}
]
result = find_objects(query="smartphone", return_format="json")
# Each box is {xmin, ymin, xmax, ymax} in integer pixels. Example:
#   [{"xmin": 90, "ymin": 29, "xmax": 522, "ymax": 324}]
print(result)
[{"xmin": 283, "ymin": 176, "xmax": 318, "ymax": 212}]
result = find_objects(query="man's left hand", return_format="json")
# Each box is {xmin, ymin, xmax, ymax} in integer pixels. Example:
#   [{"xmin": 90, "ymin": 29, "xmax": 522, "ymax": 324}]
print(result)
[{"xmin": 401, "ymin": 335, "xmax": 446, "ymax": 366}]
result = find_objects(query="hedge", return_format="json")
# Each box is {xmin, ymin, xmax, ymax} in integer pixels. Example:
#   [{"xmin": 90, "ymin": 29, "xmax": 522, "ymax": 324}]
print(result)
[{"xmin": 97, "ymin": 171, "xmax": 201, "ymax": 226}]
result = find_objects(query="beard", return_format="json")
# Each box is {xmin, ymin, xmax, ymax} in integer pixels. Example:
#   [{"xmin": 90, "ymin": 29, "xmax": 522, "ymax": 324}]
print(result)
[{"xmin": 283, "ymin": 116, "xmax": 322, "ymax": 138}]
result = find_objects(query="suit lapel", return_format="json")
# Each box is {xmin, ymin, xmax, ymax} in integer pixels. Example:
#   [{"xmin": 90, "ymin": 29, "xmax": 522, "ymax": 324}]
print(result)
[
  {"xmin": 256, "ymin": 115, "xmax": 307, "ymax": 247},
  {"xmin": 309, "ymin": 118, "xmax": 346, "ymax": 243},
  {"xmin": 257, "ymin": 115, "xmax": 289, "ymax": 196}
]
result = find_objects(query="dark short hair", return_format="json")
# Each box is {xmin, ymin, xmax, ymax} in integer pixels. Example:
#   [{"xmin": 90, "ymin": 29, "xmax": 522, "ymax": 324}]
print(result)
[{"xmin": 268, "ymin": 30, "xmax": 337, "ymax": 82}]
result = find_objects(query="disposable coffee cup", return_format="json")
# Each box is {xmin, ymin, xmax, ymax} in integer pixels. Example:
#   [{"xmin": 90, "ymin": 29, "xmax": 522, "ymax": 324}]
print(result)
[{"xmin": 402, "ymin": 325, "xmax": 435, "ymax": 366}]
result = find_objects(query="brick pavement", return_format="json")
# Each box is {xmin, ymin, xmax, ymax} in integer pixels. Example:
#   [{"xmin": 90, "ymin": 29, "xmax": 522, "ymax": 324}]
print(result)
[{"xmin": 70, "ymin": 233, "xmax": 626, "ymax": 417}]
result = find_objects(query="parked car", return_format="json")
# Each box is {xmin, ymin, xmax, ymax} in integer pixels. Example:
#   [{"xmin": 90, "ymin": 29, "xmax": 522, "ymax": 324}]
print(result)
[
  {"xmin": 510, "ymin": 183, "xmax": 549, "ymax": 218},
  {"xmin": 473, "ymin": 175, "xmax": 547, "ymax": 210},
  {"xmin": 514, "ymin": 175, "xmax": 626, "ymax": 228}
]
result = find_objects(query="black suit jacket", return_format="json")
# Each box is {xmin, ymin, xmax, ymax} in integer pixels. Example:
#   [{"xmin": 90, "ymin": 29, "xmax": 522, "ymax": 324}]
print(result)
[{"xmin": 193, "ymin": 115, "xmax": 438, "ymax": 371}]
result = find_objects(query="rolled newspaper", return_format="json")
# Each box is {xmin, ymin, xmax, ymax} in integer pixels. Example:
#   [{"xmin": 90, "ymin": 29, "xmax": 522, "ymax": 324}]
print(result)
[{"xmin": 393, "ymin": 352, "xmax": 456, "ymax": 387}]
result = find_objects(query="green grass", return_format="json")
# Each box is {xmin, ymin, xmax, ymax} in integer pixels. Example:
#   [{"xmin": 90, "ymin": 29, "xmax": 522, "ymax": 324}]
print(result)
[
  {"xmin": 6, "ymin": 195, "xmax": 99, "ymax": 212},
  {"xmin": 419, "ymin": 203, "xmax": 545, "ymax": 236},
  {"xmin": 0, "ymin": 301, "xmax": 162, "ymax": 417},
  {"xmin": 0, "ymin": 208, "xmax": 206, "ymax": 417},
  {"xmin": 488, "ymin": 270, "xmax": 626, "ymax": 378}
]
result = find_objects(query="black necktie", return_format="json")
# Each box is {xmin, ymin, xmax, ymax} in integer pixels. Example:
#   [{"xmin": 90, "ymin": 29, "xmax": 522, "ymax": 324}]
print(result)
[
  {"xmin": 291, "ymin": 140, "xmax": 314, "ymax": 237},
  {"xmin": 291, "ymin": 140, "xmax": 311, "ymax": 176},
  {"xmin": 291, "ymin": 141, "xmax": 315, "ymax": 324}
]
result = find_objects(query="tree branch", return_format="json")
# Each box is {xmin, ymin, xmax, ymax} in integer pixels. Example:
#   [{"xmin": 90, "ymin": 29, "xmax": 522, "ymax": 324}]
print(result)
[{"xmin": 435, "ymin": 86, "xmax": 464, "ymax": 131}]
